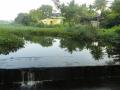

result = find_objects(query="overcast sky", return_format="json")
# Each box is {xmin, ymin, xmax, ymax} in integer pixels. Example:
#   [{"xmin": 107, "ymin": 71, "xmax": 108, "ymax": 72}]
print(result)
[{"xmin": 0, "ymin": 0, "xmax": 113, "ymax": 21}]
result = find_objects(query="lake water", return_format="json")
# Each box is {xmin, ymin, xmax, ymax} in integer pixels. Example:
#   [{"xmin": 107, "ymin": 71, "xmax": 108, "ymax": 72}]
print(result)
[
  {"xmin": 0, "ymin": 36, "xmax": 120, "ymax": 89},
  {"xmin": 0, "ymin": 36, "xmax": 119, "ymax": 69}
]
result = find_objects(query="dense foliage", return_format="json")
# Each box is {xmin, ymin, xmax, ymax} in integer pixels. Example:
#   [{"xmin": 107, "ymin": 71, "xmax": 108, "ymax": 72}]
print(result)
[
  {"xmin": 15, "ymin": 5, "xmax": 53, "ymax": 26},
  {"xmin": 100, "ymin": 0, "xmax": 120, "ymax": 28},
  {"xmin": 14, "ymin": 0, "xmax": 120, "ymax": 29},
  {"xmin": 60, "ymin": 1, "xmax": 95, "ymax": 26}
]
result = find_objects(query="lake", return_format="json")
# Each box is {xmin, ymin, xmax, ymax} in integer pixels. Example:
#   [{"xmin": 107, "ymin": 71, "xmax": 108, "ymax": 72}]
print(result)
[
  {"xmin": 0, "ymin": 36, "xmax": 119, "ymax": 69},
  {"xmin": 0, "ymin": 35, "xmax": 120, "ymax": 89}
]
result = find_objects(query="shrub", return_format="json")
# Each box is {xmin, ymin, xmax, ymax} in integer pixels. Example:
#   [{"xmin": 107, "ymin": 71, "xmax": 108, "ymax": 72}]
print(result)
[
  {"xmin": 65, "ymin": 24, "xmax": 97, "ymax": 41},
  {"xmin": 97, "ymin": 25, "xmax": 120, "ymax": 41}
]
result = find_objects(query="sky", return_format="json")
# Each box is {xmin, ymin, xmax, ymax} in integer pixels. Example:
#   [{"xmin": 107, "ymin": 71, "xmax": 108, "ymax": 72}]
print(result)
[{"xmin": 0, "ymin": 0, "xmax": 113, "ymax": 21}]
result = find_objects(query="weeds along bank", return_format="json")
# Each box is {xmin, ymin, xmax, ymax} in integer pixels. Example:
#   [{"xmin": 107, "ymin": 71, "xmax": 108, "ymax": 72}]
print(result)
[
  {"xmin": 0, "ymin": 24, "xmax": 97, "ymax": 41},
  {"xmin": 0, "ymin": 24, "xmax": 119, "ymax": 42},
  {"xmin": 98, "ymin": 26, "xmax": 120, "ymax": 42},
  {"xmin": 0, "ymin": 32, "xmax": 24, "ymax": 55}
]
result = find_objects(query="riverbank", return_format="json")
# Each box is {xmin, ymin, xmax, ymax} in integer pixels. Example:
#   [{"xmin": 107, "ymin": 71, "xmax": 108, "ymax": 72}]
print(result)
[
  {"xmin": 0, "ymin": 24, "xmax": 120, "ymax": 66},
  {"xmin": 98, "ymin": 26, "xmax": 120, "ymax": 42},
  {"xmin": 0, "ymin": 24, "xmax": 120, "ymax": 42},
  {"xmin": 0, "ymin": 24, "xmax": 97, "ymax": 41}
]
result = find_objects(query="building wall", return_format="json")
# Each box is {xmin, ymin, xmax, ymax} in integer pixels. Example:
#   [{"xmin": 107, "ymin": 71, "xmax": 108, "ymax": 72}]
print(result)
[{"xmin": 40, "ymin": 18, "xmax": 63, "ymax": 25}]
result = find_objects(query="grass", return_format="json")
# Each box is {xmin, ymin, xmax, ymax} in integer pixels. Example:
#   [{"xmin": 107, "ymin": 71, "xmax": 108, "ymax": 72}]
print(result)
[
  {"xmin": 0, "ymin": 31, "xmax": 24, "ymax": 55},
  {"xmin": 65, "ymin": 24, "xmax": 97, "ymax": 41},
  {"xmin": 0, "ymin": 24, "xmax": 97, "ymax": 41},
  {"xmin": 97, "ymin": 26, "xmax": 120, "ymax": 41},
  {"xmin": 0, "ymin": 23, "xmax": 120, "ymax": 56},
  {"xmin": 0, "ymin": 23, "xmax": 119, "ymax": 42}
]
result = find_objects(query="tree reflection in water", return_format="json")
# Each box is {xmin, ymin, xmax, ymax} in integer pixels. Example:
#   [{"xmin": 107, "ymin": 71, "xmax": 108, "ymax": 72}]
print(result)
[
  {"xmin": 0, "ymin": 35, "xmax": 120, "ymax": 90},
  {"xmin": 60, "ymin": 38, "xmax": 87, "ymax": 53},
  {"xmin": 0, "ymin": 35, "xmax": 120, "ymax": 65},
  {"xmin": 106, "ymin": 38, "xmax": 120, "ymax": 65},
  {"xmin": 59, "ymin": 38, "xmax": 120, "ymax": 64},
  {"xmin": 24, "ymin": 35, "xmax": 54, "ymax": 47},
  {"xmin": 60, "ymin": 38, "xmax": 104, "ymax": 60},
  {"xmin": 0, "ymin": 36, "xmax": 24, "ymax": 55}
]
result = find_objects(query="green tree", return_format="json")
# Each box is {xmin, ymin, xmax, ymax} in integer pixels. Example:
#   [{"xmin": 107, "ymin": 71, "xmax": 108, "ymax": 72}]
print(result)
[
  {"xmin": 90, "ymin": 46, "xmax": 104, "ymax": 60},
  {"xmin": 61, "ymin": 1, "xmax": 95, "ymax": 25},
  {"xmin": 94, "ymin": 0, "xmax": 107, "ymax": 12},
  {"xmin": 61, "ymin": 0, "xmax": 78, "ymax": 26},
  {"xmin": 100, "ymin": 0, "xmax": 120, "ymax": 28},
  {"xmin": 29, "ymin": 9, "xmax": 42, "ymax": 23},
  {"xmin": 15, "ymin": 13, "xmax": 32, "ymax": 25},
  {"xmin": 40, "ymin": 5, "xmax": 53, "ymax": 19},
  {"xmin": 100, "ymin": 10, "xmax": 120, "ymax": 28},
  {"xmin": 77, "ymin": 4, "xmax": 95, "ymax": 24},
  {"xmin": 111, "ymin": 0, "xmax": 120, "ymax": 14},
  {"xmin": 15, "ymin": 5, "xmax": 53, "ymax": 26}
]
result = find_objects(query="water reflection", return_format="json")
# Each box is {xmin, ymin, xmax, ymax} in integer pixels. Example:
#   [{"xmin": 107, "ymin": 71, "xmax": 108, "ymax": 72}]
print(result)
[
  {"xmin": 106, "ymin": 38, "xmax": 120, "ymax": 64},
  {"xmin": 0, "ymin": 35, "xmax": 120, "ymax": 65},
  {"xmin": 0, "ymin": 38, "xmax": 24, "ymax": 55},
  {"xmin": 89, "ymin": 42, "xmax": 104, "ymax": 60},
  {"xmin": 0, "ymin": 35, "xmax": 120, "ymax": 89},
  {"xmin": 60, "ymin": 38, "xmax": 88, "ymax": 53},
  {"xmin": 60, "ymin": 37, "xmax": 120, "ymax": 63},
  {"xmin": 24, "ymin": 35, "xmax": 54, "ymax": 47}
]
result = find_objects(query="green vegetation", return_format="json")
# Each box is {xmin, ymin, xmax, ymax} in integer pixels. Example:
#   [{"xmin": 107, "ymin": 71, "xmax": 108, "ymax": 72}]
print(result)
[
  {"xmin": 15, "ymin": 5, "xmax": 53, "ymax": 26},
  {"xmin": 0, "ymin": 24, "xmax": 119, "ymax": 61},
  {"xmin": 100, "ymin": 0, "xmax": 120, "ymax": 28},
  {"xmin": 12, "ymin": 0, "xmax": 120, "ymax": 41},
  {"xmin": 98, "ymin": 26, "xmax": 120, "ymax": 41},
  {"xmin": 0, "ymin": 23, "xmax": 119, "ymax": 42},
  {"xmin": 65, "ymin": 24, "xmax": 97, "ymax": 40},
  {"xmin": 0, "ymin": 0, "xmax": 120, "ymax": 43},
  {"xmin": 0, "ymin": 24, "xmax": 97, "ymax": 41},
  {"xmin": 60, "ymin": 1, "xmax": 95, "ymax": 26},
  {"xmin": 0, "ymin": 30, "xmax": 24, "ymax": 55},
  {"xmin": 13, "ymin": 0, "xmax": 120, "ymax": 28},
  {"xmin": 94, "ymin": 0, "xmax": 107, "ymax": 12}
]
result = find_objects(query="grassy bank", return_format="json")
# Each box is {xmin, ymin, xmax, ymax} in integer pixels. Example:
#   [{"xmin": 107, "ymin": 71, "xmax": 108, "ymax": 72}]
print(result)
[
  {"xmin": 0, "ymin": 24, "xmax": 97, "ymax": 41},
  {"xmin": 0, "ymin": 30, "xmax": 24, "ymax": 55},
  {"xmin": 98, "ymin": 26, "xmax": 120, "ymax": 41},
  {"xmin": 0, "ymin": 24, "xmax": 119, "ymax": 42}
]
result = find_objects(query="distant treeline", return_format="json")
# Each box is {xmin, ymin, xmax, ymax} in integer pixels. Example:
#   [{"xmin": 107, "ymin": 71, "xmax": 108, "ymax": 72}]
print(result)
[
  {"xmin": 0, "ymin": 20, "xmax": 11, "ymax": 24},
  {"xmin": 14, "ymin": 0, "xmax": 120, "ymax": 28}
]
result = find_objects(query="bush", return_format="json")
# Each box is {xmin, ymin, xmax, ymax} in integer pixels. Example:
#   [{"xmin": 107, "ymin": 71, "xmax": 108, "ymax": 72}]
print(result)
[
  {"xmin": 0, "ymin": 24, "xmax": 97, "ymax": 41},
  {"xmin": 97, "ymin": 26, "xmax": 120, "ymax": 41},
  {"xmin": 0, "ymin": 34, "xmax": 24, "ymax": 55},
  {"xmin": 65, "ymin": 24, "xmax": 97, "ymax": 41}
]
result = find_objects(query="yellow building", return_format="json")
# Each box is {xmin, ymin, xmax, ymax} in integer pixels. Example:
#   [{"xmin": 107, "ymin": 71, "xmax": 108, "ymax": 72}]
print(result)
[{"xmin": 39, "ymin": 17, "xmax": 64, "ymax": 25}]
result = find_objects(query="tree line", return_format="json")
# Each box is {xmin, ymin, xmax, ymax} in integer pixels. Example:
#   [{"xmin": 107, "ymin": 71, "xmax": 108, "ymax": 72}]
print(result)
[{"xmin": 14, "ymin": 0, "xmax": 120, "ymax": 28}]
